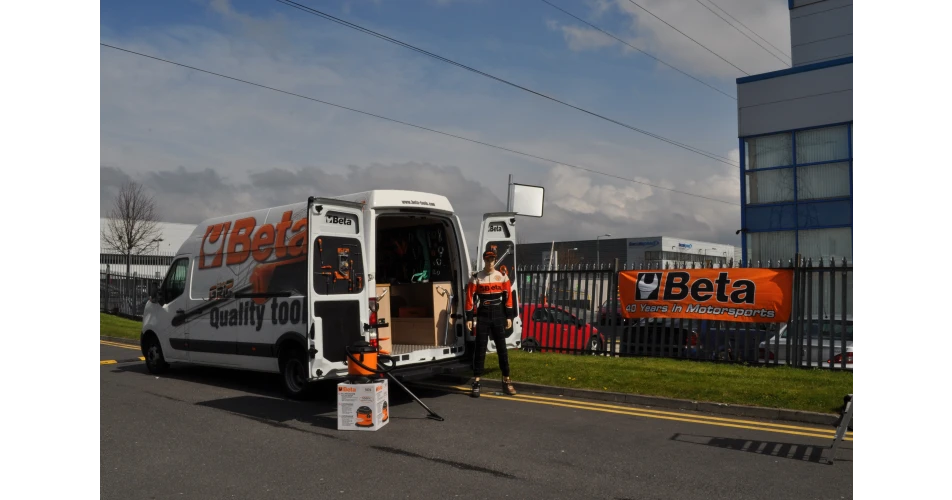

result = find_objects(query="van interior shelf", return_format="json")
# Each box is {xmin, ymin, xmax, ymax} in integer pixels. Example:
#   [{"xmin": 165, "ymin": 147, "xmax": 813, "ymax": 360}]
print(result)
[{"xmin": 374, "ymin": 282, "xmax": 454, "ymax": 351}]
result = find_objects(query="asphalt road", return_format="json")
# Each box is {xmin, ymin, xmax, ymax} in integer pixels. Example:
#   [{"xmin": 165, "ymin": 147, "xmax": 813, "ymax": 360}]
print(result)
[{"xmin": 101, "ymin": 341, "xmax": 852, "ymax": 500}]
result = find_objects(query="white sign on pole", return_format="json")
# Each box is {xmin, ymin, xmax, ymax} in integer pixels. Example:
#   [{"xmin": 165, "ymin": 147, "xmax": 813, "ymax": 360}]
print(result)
[{"xmin": 509, "ymin": 183, "xmax": 544, "ymax": 218}]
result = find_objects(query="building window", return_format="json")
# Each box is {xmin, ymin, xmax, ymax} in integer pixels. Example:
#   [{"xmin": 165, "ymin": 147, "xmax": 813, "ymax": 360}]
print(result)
[
  {"xmin": 746, "ymin": 168, "xmax": 794, "ymax": 204},
  {"xmin": 797, "ymin": 162, "xmax": 850, "ymax": 200},
  {"xmin": 745, "ymin": 133, "xmax": 792, "ymax": 170},
  {"xmin": 796, "ymin": 228, "xmax": 852, "ymax": 262},
  {"xmin": 794, "ymin": 125, "xmax": 849, "ymax": 164},
  {"xmin": 742, "ymin": 123, "xmax": 852, "ymax": 262},
  {"xmin": 746, "ymin": 231, "xmax": 796, "ymax": 265}
]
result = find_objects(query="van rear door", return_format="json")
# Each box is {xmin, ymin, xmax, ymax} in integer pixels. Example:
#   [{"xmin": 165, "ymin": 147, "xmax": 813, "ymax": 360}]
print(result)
[
  {"xmin": 476, "ymin": 212, "xmax": 522, "ymax": 352},
  {"xmin": 307, "ymin": 198, "xmax": 370, "ymax": 378}
]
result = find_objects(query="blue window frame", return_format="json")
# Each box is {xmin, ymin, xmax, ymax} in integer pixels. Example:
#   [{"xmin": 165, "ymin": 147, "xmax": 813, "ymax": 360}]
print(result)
[{"xmin": 739, "ymin": 122, "xmax": 852, "ymax": 262}]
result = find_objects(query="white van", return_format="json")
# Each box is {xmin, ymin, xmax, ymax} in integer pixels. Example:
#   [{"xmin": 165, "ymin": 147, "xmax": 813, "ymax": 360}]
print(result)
[{"xmin": 140, "ymin": 190, "xmax": 524, "ymax": 397}]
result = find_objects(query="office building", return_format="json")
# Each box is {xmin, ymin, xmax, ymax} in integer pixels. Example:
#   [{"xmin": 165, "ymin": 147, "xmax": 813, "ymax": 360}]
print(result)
[{"xmin": 737, "ymin": 0, "xmax": 852, "ymax": 264}]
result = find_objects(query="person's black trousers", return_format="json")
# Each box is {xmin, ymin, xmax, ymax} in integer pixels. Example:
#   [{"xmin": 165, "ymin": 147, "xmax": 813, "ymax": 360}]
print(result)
[{"xmin": 472, "ymin": 306, "xmax": 510, "ymax": 378}]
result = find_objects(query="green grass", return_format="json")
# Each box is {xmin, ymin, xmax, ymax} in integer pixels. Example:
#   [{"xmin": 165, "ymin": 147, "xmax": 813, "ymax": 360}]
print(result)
[
  {"xmin": 100, "ymin": 313, "xmax": 142, "ymax": 340},
  {"xmin": 479, "ymin": 351, "xmax": 852, "ymax": 414}
]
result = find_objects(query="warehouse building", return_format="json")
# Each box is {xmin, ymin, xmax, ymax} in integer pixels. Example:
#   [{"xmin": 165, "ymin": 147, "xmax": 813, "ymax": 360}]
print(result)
[
  {"xmin": 100, "ymin": 218, "xmax": 196, "ymax": 279},
  {"xmin": 517, "ymin": 236, "xmax": 737, "ymax": 269}
]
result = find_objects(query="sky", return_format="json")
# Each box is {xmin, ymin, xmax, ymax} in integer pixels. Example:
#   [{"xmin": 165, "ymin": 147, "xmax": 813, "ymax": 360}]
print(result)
[{"xmin": 100, "ymin": 0, "xmax": 793, "ymax": 248}]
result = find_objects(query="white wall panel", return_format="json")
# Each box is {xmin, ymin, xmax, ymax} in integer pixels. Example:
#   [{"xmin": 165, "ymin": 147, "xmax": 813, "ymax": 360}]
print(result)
[{"xmin": 737, "ymin": 63, "xmax": 851, "ymax": 137}]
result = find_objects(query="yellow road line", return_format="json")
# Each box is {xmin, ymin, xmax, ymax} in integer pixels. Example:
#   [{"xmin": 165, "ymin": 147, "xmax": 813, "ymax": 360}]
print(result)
[
  {"xmin": 444, "ymin": 383, "xmax": 851, "ymax": 435},
  {"xmin": 100, "ymin": 340, "xmax": 140, "ymax": 350},
  {"xmin": 510, "ymin": 392, "xmax": 851, "ymax": 437},
  {"xmin": 414, "ymin": 382, "xmax": 852, "ymax": 442},
  {"xmin": 515, "ymin": 393, "xmax": 853, "ymax": 438},
  {"xmin": 100, "ymin": 357, "xmax": 145, "ymax": 365}
]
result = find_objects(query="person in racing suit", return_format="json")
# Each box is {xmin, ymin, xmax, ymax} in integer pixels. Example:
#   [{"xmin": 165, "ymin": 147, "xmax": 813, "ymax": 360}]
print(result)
[{"xmin": 465, "ymin": 249, "xmax": 517, "ymax": 398}]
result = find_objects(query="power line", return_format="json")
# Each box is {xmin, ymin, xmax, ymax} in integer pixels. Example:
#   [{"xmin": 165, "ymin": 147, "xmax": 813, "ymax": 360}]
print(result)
[
  {"xmin": 623, "ymin": 0, "xmax": 749, "ymax": 76},
  {"xmin": 706, "ymin": 0, "xmax": 791, "ymax": 59},
  {"xmin": 693, "ymin": 0, "xmax": 789, "ymax": 65},
  {"xmin": 100, "ymin": 43, "xmax": 740, "ymax": 207},
  {"xmin": 540, "ymin": 0, "xmax": 735, "ymax": 100},
  {"xmin": 272, "ymin": 0, "xmax": 738, "ymax": 166}
]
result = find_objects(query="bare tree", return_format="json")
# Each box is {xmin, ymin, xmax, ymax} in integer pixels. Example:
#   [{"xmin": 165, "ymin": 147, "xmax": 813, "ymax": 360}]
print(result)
[{"xmin": 102, "ymin": 181, "xmax": 161, "ymax": 279}]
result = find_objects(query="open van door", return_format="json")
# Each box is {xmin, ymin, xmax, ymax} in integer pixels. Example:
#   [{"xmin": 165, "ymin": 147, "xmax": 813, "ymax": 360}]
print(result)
[
  {"xmin": 307, "ymin": 197, "xmax": 370, "ymax": 379},
  {"xmin": 476, "ymin": 212, "xmax": 522, "ymax": 351}
]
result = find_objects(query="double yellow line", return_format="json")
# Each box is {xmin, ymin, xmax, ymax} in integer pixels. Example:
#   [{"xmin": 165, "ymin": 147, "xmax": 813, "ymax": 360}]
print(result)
[
  {"xmin": 415, "ymin": 382, "xmax": 852, "ymax": 442},
  {"xmin": 100, "ymin": 339, "xmax": 144, "ymax": 365}
]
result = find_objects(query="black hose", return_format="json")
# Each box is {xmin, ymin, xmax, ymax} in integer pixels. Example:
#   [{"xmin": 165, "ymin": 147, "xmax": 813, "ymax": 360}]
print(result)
[{"xmin": 343, "ymin": 347, "xmax": 445, "ymax": 422}]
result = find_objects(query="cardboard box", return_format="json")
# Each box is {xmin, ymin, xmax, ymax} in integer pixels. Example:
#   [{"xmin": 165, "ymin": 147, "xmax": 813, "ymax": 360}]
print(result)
[
  {"xmin": 398, "ymin": 306, "xmax": 427, "ymax": 318},
  {"xmin": 337, "ymin": 379, "xmax": 389, "ymax": 431}
]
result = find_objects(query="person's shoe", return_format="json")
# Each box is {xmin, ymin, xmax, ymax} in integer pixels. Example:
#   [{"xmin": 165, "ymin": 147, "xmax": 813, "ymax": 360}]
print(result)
[
  {"xmin": 471, "ymin": 380, "xmax": 480, "ymax": 398},
  {"xmin": 503, "ymin": 377, "xmax": 517, "ymax": 396}
]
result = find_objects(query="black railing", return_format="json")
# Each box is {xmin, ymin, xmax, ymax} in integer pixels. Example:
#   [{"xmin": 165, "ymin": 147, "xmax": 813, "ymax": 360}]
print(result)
[
  {"xmin": 513, "ymin": 257, "xmax": 852, "ymax": 370},
  {"xmin": 101, "ymin": 272, "xmax": 162, "ymax": 319}
]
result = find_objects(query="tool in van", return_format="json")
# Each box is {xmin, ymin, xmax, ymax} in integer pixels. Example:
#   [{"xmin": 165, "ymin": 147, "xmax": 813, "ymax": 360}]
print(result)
[{"xmin": 435, "ymin": 285, "xmax": 454, "ymax": 345}]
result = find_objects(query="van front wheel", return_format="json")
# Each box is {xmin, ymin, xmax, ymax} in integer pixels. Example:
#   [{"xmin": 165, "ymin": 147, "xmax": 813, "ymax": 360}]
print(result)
[
  {"xmin": 279, "ymin": 346, "xmax": 310, "ymax": 399},
  {"xmin": 143, "ymin": 334, "xmax": 169, "ymax": 374}
]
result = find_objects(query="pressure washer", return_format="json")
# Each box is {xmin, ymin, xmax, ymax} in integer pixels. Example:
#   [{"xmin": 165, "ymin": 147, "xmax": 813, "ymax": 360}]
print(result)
[{"xmin": 344, "ymin": 340, "xmax": 445, "ymax": 422}]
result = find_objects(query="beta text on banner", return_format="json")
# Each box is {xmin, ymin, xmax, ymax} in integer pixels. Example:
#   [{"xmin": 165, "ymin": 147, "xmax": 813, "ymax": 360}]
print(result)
[{"xmin": 618, "ymin": 269, "xmax": 793, "ymax": 322}]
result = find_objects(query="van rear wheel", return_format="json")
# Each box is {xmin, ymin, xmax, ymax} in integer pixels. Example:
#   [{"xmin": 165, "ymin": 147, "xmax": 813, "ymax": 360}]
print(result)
[{"xmin": 279, "ymin": 346, "xmax": 310, "ymax": 399}]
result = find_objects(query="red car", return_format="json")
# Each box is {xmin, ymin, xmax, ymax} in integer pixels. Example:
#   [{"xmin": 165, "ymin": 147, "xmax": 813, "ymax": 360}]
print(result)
[{"xmin": 519, "ymin": 303, "xmax": 606, "ymax": 353}]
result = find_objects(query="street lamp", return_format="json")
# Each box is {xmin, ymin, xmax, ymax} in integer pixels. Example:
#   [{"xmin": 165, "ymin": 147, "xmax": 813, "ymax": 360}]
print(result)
[{"xmin": 596, "ymin": 234, "xmax": 611, "ymax": 268}]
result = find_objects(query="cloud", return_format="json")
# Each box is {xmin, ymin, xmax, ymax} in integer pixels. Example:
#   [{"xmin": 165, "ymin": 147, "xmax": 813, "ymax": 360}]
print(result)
[
  {"xmin": 101, "ymin": 0, "xmax": 748, "ymax": 253},
  {"xmin": 547, "ymin": 0, "xmax": 791, "ymax": 80},
  {"xmin": 546, "ymin": 20, "xmax": 616, "ymax": 52},
  {"xmin": 102, "ymin": 160, "xmax": 740, "ymax": 249}
]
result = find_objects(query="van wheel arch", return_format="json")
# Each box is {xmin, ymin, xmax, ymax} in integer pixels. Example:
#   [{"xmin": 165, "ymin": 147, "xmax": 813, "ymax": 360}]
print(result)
[
  {"xmin": 276, "ymin": 332, "xmax": 311, "ymax": 399},
  {"xmin": 140, "ymin": 330, "xmax": 157, "ymax": 356},
  {"xmin": 275, "ymin": 332, "xmax": 308, "ymax": 359}
]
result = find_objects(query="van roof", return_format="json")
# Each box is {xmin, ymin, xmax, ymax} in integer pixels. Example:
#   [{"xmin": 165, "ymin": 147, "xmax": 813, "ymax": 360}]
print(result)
[
  {"xmin": 335, "ymin": 190, "xmax": 454, "ymax": 213},
  {"xmin": 172, "ymin": 190, "xmax": 456, "ymax": 256}
]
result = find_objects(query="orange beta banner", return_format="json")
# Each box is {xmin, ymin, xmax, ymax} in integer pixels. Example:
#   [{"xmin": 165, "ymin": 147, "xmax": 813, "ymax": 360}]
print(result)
[{"xmin": 618, "ymin": 269, "xmax": 794, "ymax": 323}]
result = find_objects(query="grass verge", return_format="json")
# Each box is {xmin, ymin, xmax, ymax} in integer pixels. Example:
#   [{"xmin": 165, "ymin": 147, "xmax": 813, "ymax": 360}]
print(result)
[
  {"xmin": 100, "ymin": 313, "xmax": 141, "ymax": 340},
  {"xmin": 478, "ymin": 350, "xmax": 852, "ymax": 414}
]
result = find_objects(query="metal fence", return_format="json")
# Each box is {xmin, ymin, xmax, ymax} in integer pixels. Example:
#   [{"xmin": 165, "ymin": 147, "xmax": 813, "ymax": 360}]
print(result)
[
  {"xmin": 515, "ymin": 257, "xmax": 852, "ymax": 371},
  {"xmin": 97, "ymin": 248, "xmax": 852, "ymax": 369},
  {"xmin": 100, "ymin": 272, "xmax": 163, "ymax": 318}
]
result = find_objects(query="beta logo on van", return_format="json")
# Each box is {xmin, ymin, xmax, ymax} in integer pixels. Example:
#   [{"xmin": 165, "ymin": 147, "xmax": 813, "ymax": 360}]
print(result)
[
  {"xmin": 199, "ymin": 210, "xmax": 307, "ymax": 270},
  {"xmin": 325, "ymin": 214, "xmax": 353, "ymax": 226}
]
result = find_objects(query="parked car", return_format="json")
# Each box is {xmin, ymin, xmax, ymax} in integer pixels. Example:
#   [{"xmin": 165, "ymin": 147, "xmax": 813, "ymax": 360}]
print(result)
[
  {"xmin": 520, "ymin": 303, "xmax": 606, "ymax": 353},
  {"xmin": 618, "ymin": 318, "xmax": 702, "ymax": 358},
  {"xmin": 698, "ymin": 321, "xmax": 781, "ymax": 362},
  {"xmin": 597, "ymin": 298, "xmax": 630, "ymax": 326},
  {"xmin": 759, "ymin": 317, "xmax": 852, "ymax": 369}
]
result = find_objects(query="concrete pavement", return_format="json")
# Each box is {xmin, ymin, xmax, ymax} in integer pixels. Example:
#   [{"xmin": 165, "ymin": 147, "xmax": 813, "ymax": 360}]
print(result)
[{"xmin": 100, "ymin": 342, "xmax": 852, "ymax": 500}]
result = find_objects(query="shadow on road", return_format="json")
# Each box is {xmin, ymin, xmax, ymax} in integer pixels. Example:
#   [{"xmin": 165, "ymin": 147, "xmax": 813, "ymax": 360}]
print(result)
[
  {"xmin": 669, "ymin": 433, "xmax": 851, "ymax": 464},
  {"xmin": 110, "ymin": 362, "xmax": 454, "ymax": 432}
]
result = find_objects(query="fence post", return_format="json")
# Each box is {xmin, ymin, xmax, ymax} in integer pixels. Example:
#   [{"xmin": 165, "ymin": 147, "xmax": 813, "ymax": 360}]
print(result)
[
  {"xmin": 789, "ymin": 253, "xmax": 801, "ymax": 367},
  {"xmin": 609, "ymin": 258, "xmax": 620, "ymax": 357}
]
